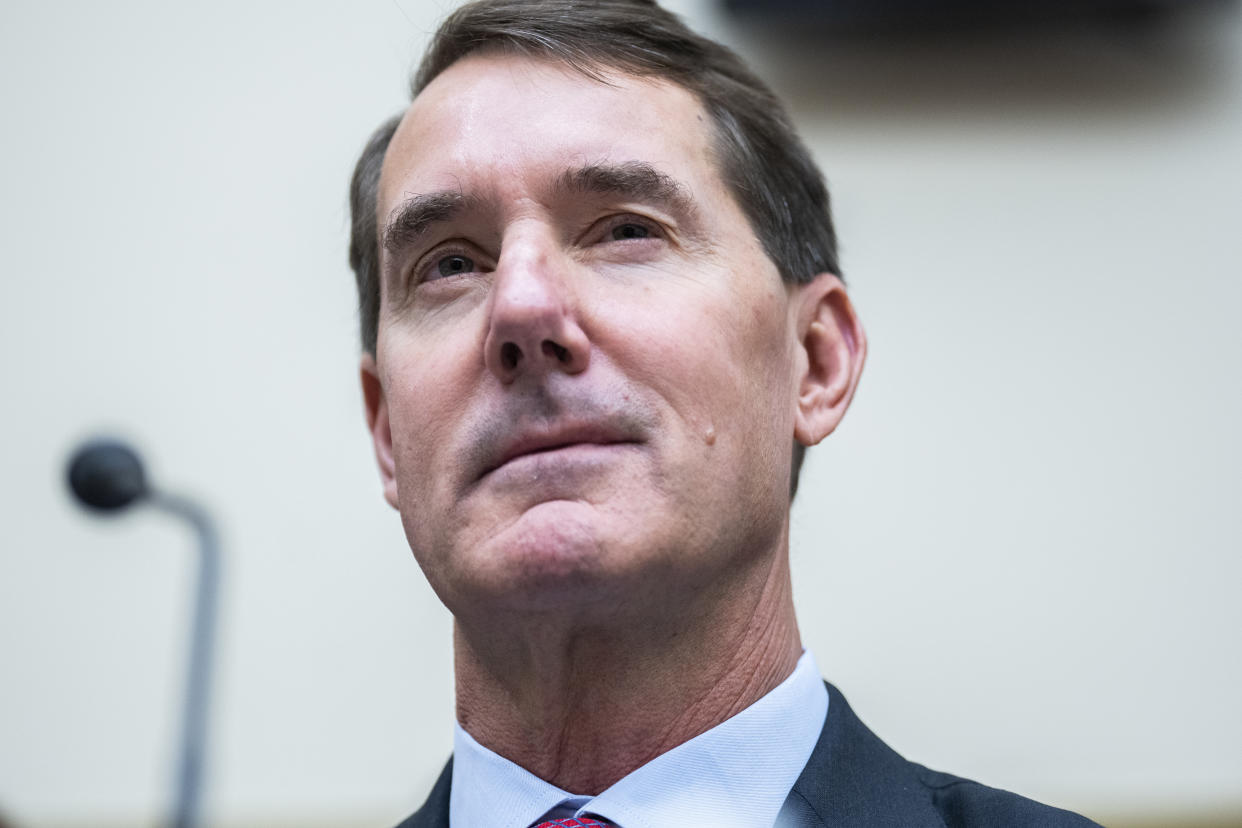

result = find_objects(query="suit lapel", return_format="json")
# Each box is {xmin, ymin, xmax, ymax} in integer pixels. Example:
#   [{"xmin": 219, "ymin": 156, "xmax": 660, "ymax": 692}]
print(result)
[
  {"xmin": 394, "ymin": 758, "xmax": 452, "ymax": 828},
  {"xmin": 787, "ymin": 682, "xmax": 946, "ymax": 827}
]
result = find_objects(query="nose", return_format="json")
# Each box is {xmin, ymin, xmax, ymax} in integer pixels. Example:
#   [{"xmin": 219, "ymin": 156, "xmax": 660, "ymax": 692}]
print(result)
[{"xmin": 483, "ymin": 236, "xmax": 590, "ymax": 384}]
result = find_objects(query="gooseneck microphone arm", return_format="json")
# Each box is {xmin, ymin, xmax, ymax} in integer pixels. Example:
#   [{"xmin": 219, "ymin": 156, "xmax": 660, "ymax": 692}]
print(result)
[
  {"xmin": 67, "ymin": 440, "xmax": 221, "ymax": 828},
  {"xmin": 149, "ymin": 490, "xmax": 219, "ymax": 828}
]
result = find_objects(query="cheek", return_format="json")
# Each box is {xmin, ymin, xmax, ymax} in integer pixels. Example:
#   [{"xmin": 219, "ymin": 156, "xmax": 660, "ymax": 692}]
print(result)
[
  {"xmin": 380, "ymin": 332, "xmax": 482, "ymax": 585},
  {"xmin": 595, "ymin": 271, "xmax": 796, "ymax": 443},
  {"xmin": 379, "ymin": 329, "xmax": 481, "ymax": 484}
]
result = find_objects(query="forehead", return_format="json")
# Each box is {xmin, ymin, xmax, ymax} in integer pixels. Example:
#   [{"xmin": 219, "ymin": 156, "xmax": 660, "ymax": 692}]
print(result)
[{"xmin": 377, "ymin": 53, "xmax": 720, "ymax": 215}]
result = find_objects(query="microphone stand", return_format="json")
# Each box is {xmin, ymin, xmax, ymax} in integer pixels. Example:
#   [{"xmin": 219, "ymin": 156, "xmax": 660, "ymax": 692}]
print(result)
[
  {"xmin": 149, "ymin": 491, "xmax": 220, "ymax": 828},
  {"xmin": 67, "ymin": 441, "xmax": 221, "ymax": 828}
]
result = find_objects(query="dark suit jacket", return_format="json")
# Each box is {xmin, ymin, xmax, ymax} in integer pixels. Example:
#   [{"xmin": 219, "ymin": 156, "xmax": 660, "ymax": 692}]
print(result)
[{"xmin": 395, "ymin": 682, "xmax": 1101, "ymax": 827}]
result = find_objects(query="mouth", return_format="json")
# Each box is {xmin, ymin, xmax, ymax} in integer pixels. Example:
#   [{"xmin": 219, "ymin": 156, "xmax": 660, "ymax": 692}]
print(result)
[{"xmin": 479, "ymin": 424, "xmax": 640, "ymax": 482}]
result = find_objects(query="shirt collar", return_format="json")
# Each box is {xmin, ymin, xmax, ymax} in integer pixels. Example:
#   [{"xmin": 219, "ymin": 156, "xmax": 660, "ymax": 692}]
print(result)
[{"xmin": 449, "ymin": 649, "xmax": 828, "ymax": 828}]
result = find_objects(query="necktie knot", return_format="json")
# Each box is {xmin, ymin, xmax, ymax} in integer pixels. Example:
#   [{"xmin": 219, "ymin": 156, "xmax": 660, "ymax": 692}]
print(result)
[{"xmin": 532, "ymin": 818, "xmax": 613, "ymax": 828}]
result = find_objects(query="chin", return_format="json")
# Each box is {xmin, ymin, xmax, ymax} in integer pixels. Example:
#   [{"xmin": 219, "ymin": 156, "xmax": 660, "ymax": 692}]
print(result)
[{"xmin": 464, "ymin": 500, "xmax": 628, "ymax": 609}]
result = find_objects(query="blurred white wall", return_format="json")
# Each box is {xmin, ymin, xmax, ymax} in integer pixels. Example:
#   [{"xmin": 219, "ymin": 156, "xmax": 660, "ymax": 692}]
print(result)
[{"xmin": 1, "ymin": 1, "xmax": 1238, "ymax": 826}]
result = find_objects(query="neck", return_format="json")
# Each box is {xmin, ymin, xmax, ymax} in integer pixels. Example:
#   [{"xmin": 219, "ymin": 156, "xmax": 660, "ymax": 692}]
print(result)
[{"xmin": 452, "ymin": 541, "xmax": 802, "ymax": 795}]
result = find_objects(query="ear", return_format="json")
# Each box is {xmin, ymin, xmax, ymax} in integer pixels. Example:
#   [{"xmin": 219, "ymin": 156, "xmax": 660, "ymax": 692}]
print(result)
[
  {"xmin": 792, "ymin": 273, "xmax": 867, "ymax": 447},
  {"xmin": 360, "ymin": 352, "xmax": 400, "ymax": 509}
]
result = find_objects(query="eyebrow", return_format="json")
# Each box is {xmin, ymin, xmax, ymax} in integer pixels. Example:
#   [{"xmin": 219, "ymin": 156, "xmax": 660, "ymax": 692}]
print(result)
[
  {"xmin": 380, "ymin": 161, "xmax": 699, "ymax": 257},
  {"xmin": 382, "ymin": 190, "xmax": 478, "ymax": 256},
  {"xmin": 556, "ymin": 161, "xmax": 698, "ymax": 221}
]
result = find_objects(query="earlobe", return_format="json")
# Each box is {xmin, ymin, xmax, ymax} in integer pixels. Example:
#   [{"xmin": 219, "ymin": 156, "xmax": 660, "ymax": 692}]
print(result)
[
  {"xmin": 793, "ymin": 273, "xmax": 867, "ymax": 447},
  {"xmin": 360, "ymin": 353, "xmax": 400, "ymax": 509}
]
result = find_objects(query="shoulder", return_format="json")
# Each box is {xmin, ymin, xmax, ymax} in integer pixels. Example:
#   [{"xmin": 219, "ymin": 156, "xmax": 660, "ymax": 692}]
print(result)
[
  {"xmin": 913, "ymin": 764, "xmax": 1101, "ymax": 828},
  {"xmin": 787, "ymin": 683, "xmax": 1101, "ymax": 828}
]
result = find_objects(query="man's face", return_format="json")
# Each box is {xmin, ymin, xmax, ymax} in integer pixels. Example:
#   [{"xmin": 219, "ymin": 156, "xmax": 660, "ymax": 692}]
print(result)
[{"xmin": 365, "ymin": 54, "xmax": 819, "ymax": 620}]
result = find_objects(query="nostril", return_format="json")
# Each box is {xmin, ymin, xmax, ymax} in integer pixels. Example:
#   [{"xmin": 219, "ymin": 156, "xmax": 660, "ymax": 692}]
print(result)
[
  {"xmin": 542, "ymin": 340, "xmax": 570, "ymax": 363},
  {"xmin": 500, "ymin": 342, "xmax": 522, "ymax": 371}
]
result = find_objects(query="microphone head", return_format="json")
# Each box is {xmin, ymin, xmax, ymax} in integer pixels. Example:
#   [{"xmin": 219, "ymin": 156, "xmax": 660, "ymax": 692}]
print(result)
[{"xmin": 67, "ymin": 439, "xmax": 149, "ymax": 512}]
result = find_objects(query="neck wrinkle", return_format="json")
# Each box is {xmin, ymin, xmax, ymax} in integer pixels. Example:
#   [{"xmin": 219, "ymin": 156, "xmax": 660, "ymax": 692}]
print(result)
[{"xmin": 451, "ymin": 534, "xmax": 802, "ymax": 795}]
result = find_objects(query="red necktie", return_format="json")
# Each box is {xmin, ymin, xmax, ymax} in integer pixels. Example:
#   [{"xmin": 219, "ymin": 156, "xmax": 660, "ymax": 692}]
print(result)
[{"xmin": 532, "ymin": 819, "xmax": 613, "ymax": 828}]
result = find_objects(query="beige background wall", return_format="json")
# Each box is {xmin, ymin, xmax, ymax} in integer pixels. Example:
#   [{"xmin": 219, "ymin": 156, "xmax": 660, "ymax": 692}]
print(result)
[{"xmin": 1, "ymin": 1, "xmax": 1239, "ymax": 826}]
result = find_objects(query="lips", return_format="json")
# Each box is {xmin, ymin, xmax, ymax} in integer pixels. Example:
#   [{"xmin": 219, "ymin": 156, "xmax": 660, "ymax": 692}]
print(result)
[{"xmin": 479, "ymin": 423, "xmax": 639, "ymax": 481}]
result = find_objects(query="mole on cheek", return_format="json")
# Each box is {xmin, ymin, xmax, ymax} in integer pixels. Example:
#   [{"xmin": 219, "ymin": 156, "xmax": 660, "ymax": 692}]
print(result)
[{"xmin": 703, "ymin": 426, "xmax": 716, "ymax": 446}]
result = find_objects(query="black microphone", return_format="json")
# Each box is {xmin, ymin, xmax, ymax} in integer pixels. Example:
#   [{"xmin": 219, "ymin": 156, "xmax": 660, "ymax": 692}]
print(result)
[
  {"xmin": 66, "ymin": 438, "xmax": 220, "ymax": 828},
  {"xmin": 67, "ymin": 440, "xmax": 149, "ymax": 511}
]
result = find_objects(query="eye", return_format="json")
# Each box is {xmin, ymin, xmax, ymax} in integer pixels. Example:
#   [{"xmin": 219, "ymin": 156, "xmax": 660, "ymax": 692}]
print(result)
[
  {"xmin": 610, "ymin": 222, "xmax": 651, "ymax": 241},
  {"xmin": 433, "ymin": 253, "xmax": 475, "ymax": 280},
  {"xmin": 410, "ymin": 243, "xmax": 492, "ymax": 290}
]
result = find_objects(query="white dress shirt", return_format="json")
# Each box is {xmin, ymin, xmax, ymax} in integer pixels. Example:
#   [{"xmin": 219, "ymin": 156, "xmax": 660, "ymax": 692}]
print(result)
[{"xmin": 448, "ymin": 649, "xmax": 828, "ymax": 828}]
